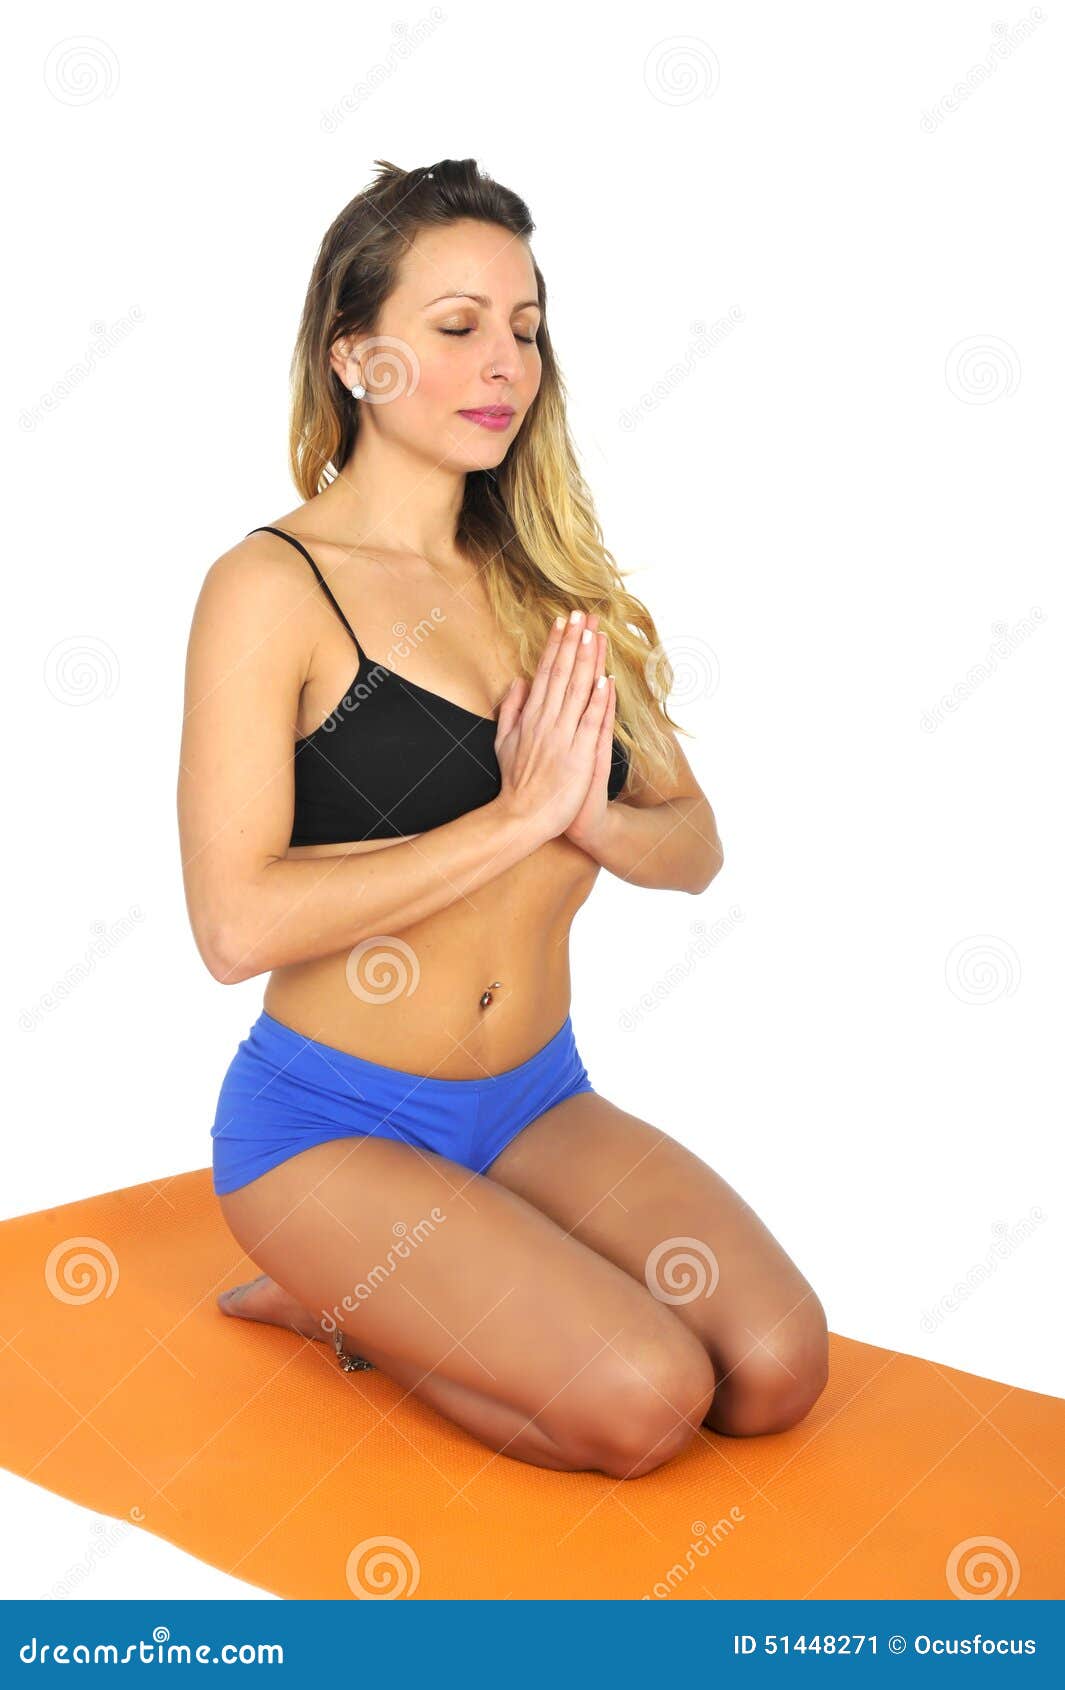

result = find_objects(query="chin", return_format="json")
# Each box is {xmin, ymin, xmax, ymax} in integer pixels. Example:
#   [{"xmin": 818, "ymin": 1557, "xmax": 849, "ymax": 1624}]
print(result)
[{"xmin": 451, "ymin": 444, "xmax": 513, "ymax": 474}]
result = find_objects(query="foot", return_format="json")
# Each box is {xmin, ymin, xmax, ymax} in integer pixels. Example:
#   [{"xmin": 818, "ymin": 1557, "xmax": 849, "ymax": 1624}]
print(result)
[
  {"xmin": 216, "ymin": 1274, "xmax": 375, "ymax": 1370},
  {"xmin": 217, "ymin": 1273, "xmax": 329, "ymax": 1342}
]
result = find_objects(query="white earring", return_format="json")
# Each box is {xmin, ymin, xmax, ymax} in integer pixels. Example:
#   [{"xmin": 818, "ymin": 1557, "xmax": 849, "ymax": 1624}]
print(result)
[{"xmin": 350, "ymin": 382, "xmax": 366, "ymax": 399}]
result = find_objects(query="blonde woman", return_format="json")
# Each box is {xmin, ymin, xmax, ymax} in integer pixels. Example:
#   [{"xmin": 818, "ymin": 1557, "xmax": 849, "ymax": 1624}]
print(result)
[{"xmin": 178, "ymin": 158, "xmax": 828, "ymax": 1481}]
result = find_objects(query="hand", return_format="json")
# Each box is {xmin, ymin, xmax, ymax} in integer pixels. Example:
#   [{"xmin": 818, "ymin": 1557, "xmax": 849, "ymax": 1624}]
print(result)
[
  {"xmin": 493, "ymin": 609, "xmax": 613, "ymax": 845},
  {"xmin": 562, "ymin": 612, "xmax": 617, "ymax": 853}
]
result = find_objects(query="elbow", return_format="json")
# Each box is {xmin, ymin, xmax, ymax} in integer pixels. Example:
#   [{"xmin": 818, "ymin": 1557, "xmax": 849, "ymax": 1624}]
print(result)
[
  {"xmin": 207, "ymin": 923, "xmax": 259, "ymax": 985},
  {"xmin": 200, "ymin": 865, "xmax": 280, "ymax": 982},
  {"xmin": 196, "ymin": 906, "xmax": 259, "ymax": 985},
  {"xmin": 207, "ymin": 951, "xmax": 251, "ymax": 987},
  {"xmin": 689, "ymin": 841, "xmax": 724, "ymax": 896}
]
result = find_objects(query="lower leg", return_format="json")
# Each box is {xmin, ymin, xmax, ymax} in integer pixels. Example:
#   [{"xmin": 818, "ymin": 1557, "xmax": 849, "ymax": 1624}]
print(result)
[
  {"xmin": 333, "ymin": 1318, "xmax": 706, "ymax": 1478},
  {"xmin": 219, "ymin": 1274, "xmax": 588, "ymax": 1471},
  {"xmin": 355, "ymin": 1341, "xmax": 589, "ymax": 1471}
]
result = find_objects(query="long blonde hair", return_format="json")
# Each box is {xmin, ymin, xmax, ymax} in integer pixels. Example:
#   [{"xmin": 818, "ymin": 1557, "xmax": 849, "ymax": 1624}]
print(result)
[{"xmin": 289, "ymin": 157, "xmax": 687, "ymax": 786}]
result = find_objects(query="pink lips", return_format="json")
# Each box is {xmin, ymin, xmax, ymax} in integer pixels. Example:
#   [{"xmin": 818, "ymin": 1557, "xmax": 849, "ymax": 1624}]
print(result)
[{"xmin": 459, "ymin": 407, "xmax": 514, "ymax": 432}]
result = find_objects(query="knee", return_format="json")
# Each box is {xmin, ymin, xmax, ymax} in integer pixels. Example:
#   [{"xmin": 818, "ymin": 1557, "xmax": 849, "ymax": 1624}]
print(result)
[
  {"xmin": 564, "ymin": 1327, "xmax": 717, "ymax": 1480},
  {"xmin": 713, "ymin": 1300, "xmax": 830, "ymax": 1437}
]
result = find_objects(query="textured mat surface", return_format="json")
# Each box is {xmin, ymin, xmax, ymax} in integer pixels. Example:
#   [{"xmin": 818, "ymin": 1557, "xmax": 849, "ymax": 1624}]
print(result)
[{"xmin": 1, "ymin": 1169, "xmax": 1061, "ymax": 1600}]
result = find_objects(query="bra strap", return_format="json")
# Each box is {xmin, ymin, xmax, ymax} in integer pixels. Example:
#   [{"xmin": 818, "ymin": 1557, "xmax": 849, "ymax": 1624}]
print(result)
[{"xmin": 247, "ymin": 526, "xmax": 366, "ymax": 657}]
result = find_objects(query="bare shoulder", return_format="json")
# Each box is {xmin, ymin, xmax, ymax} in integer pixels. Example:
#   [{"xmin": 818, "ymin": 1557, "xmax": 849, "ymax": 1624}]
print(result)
[
  {"xmin": 181, "ymin": 525, "xmax": 327, "ymax": 727},
  {"xmin": 190, "ymin": 525, "xmax": 318, "ymax": 640}
]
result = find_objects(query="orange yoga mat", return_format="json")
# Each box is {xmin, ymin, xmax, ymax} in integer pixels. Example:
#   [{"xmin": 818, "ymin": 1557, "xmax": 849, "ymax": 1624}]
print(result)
[{"xmin": 1, "ymin": 1168, "xmax": 1062, "ymax": 1601}]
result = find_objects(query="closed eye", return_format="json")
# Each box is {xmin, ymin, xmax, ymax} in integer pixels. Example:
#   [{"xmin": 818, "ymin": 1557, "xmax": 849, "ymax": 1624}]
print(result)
[{"xmin": 440, "ymin": 328, "xmax": 537, "ymax": 344}]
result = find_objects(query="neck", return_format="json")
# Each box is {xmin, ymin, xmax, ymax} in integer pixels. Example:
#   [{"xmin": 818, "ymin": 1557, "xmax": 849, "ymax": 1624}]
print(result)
[{"xmin": 320, "ymin": 427, "xmax": 468, "ymax": 560}]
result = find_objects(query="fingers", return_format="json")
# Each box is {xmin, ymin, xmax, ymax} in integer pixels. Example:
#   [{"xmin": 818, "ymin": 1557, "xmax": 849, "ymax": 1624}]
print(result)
[
  {"xmin": 518, "ymin": 610, "xmax": 610, "ymax": 737},
  {"xmin": 586, "ymin": 626, "xmax": 610, "ymax": 727},
  {"xmin": 588, "ymin": 671, "xmax": 617, "ymax": 776},
  {"xmin": 557, "ymin": 615, "xmax": 602, "ymax": 735},
  {"xmin": 521, "ymin": 613, "xmax": 571, "ymax": 723},
  {"xmin": 495, "ymin": 675, "xmax": 528, "ymax": 739},
  {"xmin": 534, "ymin": 610, "xmax": 597, "ymax": 727},
  {"xmin": 590, "ymin": 620, "xmax": 606, "ymax": 692},
  {"xmin": 547, "ymin": 611, "xmax": 590, "ymax": 725},
  {"xmin": 591, "ymin": 626, "xmax": 616, "ymax": 734},
  {"xmin": 576, "ymin": 648, "xmax": 614, "ymax": 744}
]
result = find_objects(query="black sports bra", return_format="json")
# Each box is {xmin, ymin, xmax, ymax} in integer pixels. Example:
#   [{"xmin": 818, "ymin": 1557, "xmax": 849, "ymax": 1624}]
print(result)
[{"xmin": 248, "ymin": 526, "xmax": 631, "ymax": 846}]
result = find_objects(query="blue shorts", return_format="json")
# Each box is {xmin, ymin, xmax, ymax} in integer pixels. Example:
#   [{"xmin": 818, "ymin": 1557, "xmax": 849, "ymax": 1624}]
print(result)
[{"xmin": 210, "ymin": 1007, "xmax": 596, "ymax": 1197}]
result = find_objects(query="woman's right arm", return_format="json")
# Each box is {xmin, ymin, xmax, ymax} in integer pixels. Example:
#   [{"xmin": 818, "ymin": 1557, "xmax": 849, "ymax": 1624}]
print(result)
[{"xmin": 176, "ymin": 543, "xmax": 603, "ymax": 985}]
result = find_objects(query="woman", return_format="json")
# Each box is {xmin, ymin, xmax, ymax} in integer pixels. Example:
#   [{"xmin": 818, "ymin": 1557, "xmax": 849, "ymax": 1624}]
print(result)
[{"xmin": 178, "ymin": 158, "xmax": 828, "ymax": 1482}]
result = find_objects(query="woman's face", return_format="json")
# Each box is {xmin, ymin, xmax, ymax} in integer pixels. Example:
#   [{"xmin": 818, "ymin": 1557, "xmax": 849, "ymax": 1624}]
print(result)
[{"xmin": 335, "ymin": 217, "xmax": 543, "ymax": 470}]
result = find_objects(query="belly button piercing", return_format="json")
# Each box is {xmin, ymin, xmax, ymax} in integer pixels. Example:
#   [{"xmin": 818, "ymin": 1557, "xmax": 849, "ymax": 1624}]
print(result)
[{"xmin": 478, "ymin": 981, "xmax": 502, "ymax": 1009}]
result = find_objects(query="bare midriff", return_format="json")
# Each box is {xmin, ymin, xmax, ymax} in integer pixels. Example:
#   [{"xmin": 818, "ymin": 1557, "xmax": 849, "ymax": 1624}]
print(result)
[{"xmin": 261, "ymin": 826, "xmax": 603, "ymax": 1079}]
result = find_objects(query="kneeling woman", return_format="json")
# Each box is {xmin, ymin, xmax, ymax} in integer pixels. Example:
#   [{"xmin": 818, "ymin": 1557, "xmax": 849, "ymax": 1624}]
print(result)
[{"xmin": 178, "ymin": 157, "xmax": 828, "ymax": 1482}]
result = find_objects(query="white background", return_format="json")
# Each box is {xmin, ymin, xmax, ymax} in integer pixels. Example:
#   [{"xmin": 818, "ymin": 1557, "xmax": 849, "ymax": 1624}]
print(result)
[{"xmin": 4, "ymin": 0, "xmax": 1061, "ymax": 1599}]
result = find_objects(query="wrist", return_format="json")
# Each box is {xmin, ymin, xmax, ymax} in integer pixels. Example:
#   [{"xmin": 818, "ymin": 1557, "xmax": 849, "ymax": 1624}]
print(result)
[
  {"xmin": 489, "ymin": 792, "xmax": 557, "ymax": 852},
  {"xmin": 568, "ymin": 801, "xmax": 624, "ymax": 860}
]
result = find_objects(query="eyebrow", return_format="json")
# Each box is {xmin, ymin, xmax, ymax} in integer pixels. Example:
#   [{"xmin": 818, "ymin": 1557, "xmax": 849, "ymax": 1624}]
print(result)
[{"xmin": 422, "ymin": 291, "xmax": 541, "ymax": 312}]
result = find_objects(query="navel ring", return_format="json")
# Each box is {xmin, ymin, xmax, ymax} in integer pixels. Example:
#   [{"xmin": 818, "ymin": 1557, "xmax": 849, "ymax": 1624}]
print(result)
[{"xmin": 479, "ymin": 981, "xmax": 502, "ymax": 1010}]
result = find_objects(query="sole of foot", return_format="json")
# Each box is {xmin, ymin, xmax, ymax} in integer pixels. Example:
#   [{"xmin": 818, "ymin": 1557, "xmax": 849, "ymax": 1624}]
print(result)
[{"xmin": 217, "ymin": 1274, "xmax": 374, "ymax": 1369}]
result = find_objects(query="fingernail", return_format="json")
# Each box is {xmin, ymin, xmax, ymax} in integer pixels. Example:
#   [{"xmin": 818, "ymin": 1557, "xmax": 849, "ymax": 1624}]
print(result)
[
  {"xmin": 554, "ymin": 614, "xmax": 566, "ymax": 629},
  {"xmin": 581, "ymin": 628, "xmax": 592, "ymax": 644},
  {"xmin": 569, "ymin": 609, "xmax": 582, "ymax": 625}
]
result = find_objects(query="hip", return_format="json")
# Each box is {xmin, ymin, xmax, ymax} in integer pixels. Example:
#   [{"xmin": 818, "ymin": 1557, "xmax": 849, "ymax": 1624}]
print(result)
[{"xmin": 210, "ymin": 1002, "xmax": 596, "ymax": 1197}]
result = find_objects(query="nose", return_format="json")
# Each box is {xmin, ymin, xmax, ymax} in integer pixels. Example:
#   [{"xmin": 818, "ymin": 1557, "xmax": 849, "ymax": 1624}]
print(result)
[{"xmin": 482, "ymin": 331, "xmax": 523, "ymax": 383}]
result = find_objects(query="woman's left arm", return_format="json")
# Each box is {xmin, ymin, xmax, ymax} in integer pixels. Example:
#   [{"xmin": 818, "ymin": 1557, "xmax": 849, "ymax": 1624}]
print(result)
[{"xmin": 576, "ymin": 732, "xmax": 724, "ymax": 893}]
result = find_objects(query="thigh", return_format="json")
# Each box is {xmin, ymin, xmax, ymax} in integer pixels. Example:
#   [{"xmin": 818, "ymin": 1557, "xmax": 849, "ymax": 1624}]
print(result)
[
  {"xmin": 484, "ymin": 1090, "xmax": 829, "ymax": 1430},
  {"xmin": 216, "ymin": 1130, "xmax": 715, "ymax": 1452}
]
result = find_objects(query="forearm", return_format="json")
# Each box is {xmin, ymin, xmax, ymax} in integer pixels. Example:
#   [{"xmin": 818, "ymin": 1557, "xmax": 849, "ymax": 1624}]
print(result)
[
  {"xmin": 586, "ymin": 796, "xmax": 723, "ymax": 892},
  {"xmin": 215, "ymin": 798, "xmax": 540, "ymax": 983}
]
